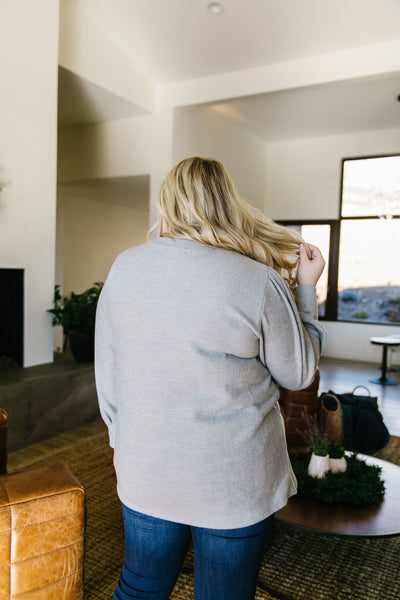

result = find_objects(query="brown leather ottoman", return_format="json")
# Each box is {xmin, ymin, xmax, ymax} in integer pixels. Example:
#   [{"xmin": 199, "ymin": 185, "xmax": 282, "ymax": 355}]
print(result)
[{"xmin": 0, "ymin": 463, "xmax": 85, "ymax": 600}]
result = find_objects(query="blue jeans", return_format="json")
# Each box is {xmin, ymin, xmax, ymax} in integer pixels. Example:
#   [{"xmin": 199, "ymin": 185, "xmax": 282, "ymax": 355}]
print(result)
[{"xmin": 112, "ymin": 504, "xmax": 273, "ymax": 600}]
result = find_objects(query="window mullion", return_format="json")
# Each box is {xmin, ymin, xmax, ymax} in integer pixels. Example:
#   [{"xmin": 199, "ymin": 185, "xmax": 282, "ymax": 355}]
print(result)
[{"xmin": 325, "ymin": 221, "xmax": 340, "ymax": 321}]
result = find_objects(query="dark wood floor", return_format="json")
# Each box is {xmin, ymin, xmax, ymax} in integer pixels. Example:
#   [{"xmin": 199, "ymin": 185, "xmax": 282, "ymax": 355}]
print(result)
[{"xmin": 318, "ymin": 357, "xmax": 400, "ymax": 436}]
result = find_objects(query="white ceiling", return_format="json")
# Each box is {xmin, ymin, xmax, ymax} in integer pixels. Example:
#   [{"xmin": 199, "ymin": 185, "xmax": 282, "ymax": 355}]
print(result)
[
  {"xmin": 205, "ymin": 74, "xmax": 400, "ymax": 142},
  {"xmin": 79, "ymin": 0, "xmax": 400, "ymax": 84},
  {"xmin": 59, "ymin": 1, "xmax": 400, "ymax": 139}
]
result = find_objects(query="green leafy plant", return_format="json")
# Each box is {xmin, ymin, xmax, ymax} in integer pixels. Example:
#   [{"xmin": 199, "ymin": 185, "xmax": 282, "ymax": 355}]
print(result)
[
  {"xmin": 353, "ymin": 310, "xmax": 369, "ymax": 319},
  {"xmin": 298, "ymin": 408, "xmax": 330, "ymax": 456},
  {"xmin": 48, "ymin": 282, "xmax": 103, "ymax": 336},
  {"xmin": 328, "ymin": 443, "xmax": 345, "ymax": 459}
]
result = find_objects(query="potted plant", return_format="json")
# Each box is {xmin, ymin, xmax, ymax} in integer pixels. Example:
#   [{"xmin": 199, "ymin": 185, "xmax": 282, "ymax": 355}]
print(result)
[
  {"xmin": 307, "ymin": 434, "xmax": 331, "ymax": 479},
  {"xmin": 299, "ymin": 408, "xmax": 331, "ymax": 478},
  {"xmin": 48, "ymin": 282, "xmax": 103, "ymax": 362},
  {"xmin": 328, "ymin": 443, "xmax": 347, "ymax": 473}
]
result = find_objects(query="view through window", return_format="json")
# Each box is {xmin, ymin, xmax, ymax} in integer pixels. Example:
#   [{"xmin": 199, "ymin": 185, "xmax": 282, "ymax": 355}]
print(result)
[
  {"xmin": 288, "ymin": 224, "xmax": 331, "ymax": 318},
  {"xmin": 339, "ymin": 156, "xmax": 400, "ymax": 324},
  {"xmin": 284, "ymin": 155, "xmax": 400, "ymax": 325}
]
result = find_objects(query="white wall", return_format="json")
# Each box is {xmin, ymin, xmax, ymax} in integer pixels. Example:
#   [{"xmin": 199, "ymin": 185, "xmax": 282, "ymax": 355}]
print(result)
[
  {"xmin": 58, "ymin": 116, "xmax": 157, "ymax": 182},
  {"xmin": 59, "ymin": 0, "xmax": 154, "ymax": 113},
  {"xmin": 58, "ymin": 109, "xmax": 175, "ymax": 228},
  {"xmin": 323, "ymin": 321, "xmax": 400, "ymax": 365},
  {"xmin": 265, "ymin": 127, "xmax": 400, "ymax": 364},
  {"xmin": 265, "ymin": 128, "xmax": 400, "ymax": 220},
  {"xmin": 173, "ymin": 106, "xmax": 266, "ymax": 211},
  {"xmin": 58, "ymin": 191, "xmax": 149, "ymax": 295},
  {"xmin": 2, "ymin": 2, "xmax": 398, "ymax": 368},
  {"xmin": 0, "ymin": 0, "xmax": 59, "ymax": 366}
]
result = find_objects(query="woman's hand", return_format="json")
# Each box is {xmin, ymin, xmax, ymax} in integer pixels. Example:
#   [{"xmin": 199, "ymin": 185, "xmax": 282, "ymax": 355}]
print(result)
[{"xmin": 297, "ymin": 243, "xmax": 326, "ymax": 286}]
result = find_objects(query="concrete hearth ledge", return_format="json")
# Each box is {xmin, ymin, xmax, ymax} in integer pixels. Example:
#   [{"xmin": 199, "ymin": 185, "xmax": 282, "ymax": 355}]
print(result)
[{"xmin": 0, "ymin": 352, "xmax": 101, "ymax": 452}]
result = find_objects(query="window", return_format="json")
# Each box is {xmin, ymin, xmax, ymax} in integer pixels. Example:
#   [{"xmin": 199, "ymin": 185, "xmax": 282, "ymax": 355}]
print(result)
[
  {"xmin": 286, "ymin": 223, "xmax": 331, "ymax": 318},
  {"xmin": 283, "ymin": 155, "xmax": 400, "ymax": 325}
]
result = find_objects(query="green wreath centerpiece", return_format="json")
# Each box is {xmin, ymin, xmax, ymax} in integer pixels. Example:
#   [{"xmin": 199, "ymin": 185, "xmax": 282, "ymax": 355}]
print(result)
[
  {"xmin": 290, "ymin": 453, "xmax": 385, "ymax": 506},
  {"xmin": 291, "ymin": 405, "xmax": 386, "ymax": 506}
]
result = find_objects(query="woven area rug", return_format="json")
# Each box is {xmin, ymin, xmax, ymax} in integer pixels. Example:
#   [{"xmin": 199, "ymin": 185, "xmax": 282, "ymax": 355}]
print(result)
[{"xmin": 7, "ymin": 422, "xmax": 400, "ymax": 600}]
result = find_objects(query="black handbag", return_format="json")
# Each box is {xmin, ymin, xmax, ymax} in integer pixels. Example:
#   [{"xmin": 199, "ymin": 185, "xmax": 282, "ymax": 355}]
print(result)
[{"xmin": 320, "ymin": 386, "xmax": 390, "ymax": 455}]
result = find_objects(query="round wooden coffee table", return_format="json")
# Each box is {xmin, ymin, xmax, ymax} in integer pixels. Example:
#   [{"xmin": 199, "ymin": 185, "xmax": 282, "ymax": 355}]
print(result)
[{"xmin": 276, "ymin": 454, "xmax": 400, "ymax": 536}]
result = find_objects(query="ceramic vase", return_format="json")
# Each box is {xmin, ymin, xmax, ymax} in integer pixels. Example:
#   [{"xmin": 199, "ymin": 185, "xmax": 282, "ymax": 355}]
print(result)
[
  {"xmin": 308, "ymin": 453, "xmax": 330, "ymax": 478},
  {"xmin": 329, "ymin": 457, "xmax": 347, "ymax": 473}
]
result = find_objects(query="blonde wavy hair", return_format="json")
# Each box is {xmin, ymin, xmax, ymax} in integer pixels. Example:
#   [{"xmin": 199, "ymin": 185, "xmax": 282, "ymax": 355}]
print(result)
[{"xmin": 149, "ymin": 156, "xmax": 305, "ymax": 290}]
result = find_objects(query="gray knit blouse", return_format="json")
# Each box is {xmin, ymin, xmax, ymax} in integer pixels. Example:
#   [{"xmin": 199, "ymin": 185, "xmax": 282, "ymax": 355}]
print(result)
[{"xmin": 95, "ymin": 237, "xmax": 327, "ymax": 529}]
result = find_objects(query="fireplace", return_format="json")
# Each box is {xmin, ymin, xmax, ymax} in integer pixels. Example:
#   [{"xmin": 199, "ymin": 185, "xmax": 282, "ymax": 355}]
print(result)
[{"xmin": 0, "ymin": 269, "xmax": 24, "ymax": 368}]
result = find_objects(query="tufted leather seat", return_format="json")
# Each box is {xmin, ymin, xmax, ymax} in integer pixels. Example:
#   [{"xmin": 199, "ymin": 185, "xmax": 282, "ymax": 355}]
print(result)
[{"xmin": 0, "ymin": 411, "xmax": 85, "ymax": 600}]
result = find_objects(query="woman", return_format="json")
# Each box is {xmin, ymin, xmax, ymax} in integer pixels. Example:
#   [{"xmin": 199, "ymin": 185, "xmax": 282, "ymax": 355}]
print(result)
[{"xmin": 95, "ymin": 156, "xmax": 327, "ymax": 600}]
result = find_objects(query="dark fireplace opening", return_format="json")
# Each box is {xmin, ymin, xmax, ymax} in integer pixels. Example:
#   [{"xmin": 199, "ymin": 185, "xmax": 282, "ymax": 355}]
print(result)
[{"xmin": 0, "ymin": 269, "xmax": 24, "ymax": 369}]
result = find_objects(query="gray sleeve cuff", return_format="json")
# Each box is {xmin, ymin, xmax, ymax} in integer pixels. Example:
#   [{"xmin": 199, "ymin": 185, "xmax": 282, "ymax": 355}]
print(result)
[{"xmin": 294, "ymin": 284, "xmax": 318, "ymax": 318}]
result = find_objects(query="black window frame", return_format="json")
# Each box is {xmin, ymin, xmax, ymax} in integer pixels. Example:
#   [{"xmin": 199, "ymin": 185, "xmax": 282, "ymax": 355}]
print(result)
[
  {"xmin": 280, "ymin": 153, "xmax": 400, "ymax": 325},
  {"xmin": 279, "ymin": 219, "xmax": 339, "ymax": 321}
]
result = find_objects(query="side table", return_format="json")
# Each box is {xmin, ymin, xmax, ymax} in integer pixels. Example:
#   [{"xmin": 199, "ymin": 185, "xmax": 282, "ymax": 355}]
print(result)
[{"xmin": 369, "ymin": 336, "xmax": 400, "ymax": 386}]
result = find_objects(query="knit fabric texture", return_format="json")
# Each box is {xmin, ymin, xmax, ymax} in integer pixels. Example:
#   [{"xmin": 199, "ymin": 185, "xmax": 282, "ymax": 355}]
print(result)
[{"xmin": 95, "ymin": 237, "xmax": 327, "ymax": 528}]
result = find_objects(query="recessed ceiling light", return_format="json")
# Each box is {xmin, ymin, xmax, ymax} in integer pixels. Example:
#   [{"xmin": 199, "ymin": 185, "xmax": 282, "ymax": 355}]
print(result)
[{"xmin": 208, "ymin": 3, "xmax": 224, "ymax": 15}]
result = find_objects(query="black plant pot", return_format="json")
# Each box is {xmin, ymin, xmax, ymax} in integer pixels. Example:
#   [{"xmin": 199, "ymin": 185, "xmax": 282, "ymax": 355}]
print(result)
[{"xmin": 69, "ymin": 332, "xmax": 95, "ymax": 363}]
